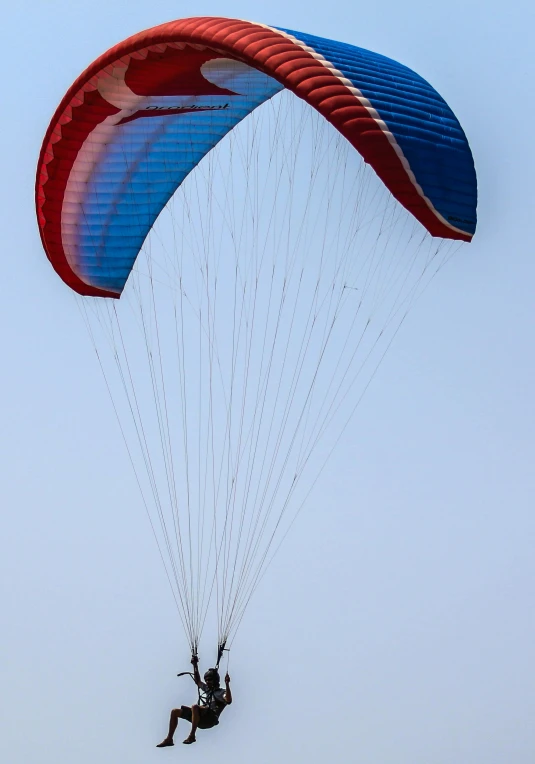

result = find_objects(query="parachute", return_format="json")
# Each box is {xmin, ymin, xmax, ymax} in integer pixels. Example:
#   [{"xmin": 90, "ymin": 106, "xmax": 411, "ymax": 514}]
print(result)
[{"xmin": 36, "ymin": 17, "xmax": 477, "ymax": 660}]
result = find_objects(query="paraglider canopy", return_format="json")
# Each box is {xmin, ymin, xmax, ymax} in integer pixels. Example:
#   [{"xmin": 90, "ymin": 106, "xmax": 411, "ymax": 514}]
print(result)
[{"xmin": 36, "ymin": 16, "xmax": 477, "ymax": 299}]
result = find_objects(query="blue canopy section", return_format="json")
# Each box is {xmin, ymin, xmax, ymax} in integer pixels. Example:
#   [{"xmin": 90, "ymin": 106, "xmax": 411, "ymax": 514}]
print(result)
[
  {"xmin": 278, "ymin": 27, "xmax": 477, "ymax": 234},
  {"xmin": 75, "ymin": 86, "xmax": 282, "ymax": 293}
]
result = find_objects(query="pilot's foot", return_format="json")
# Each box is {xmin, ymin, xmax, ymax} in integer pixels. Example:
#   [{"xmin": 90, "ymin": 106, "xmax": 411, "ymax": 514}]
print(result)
[{"xmin": 156, "ymin": 739, "xmax": 174, "ymax": 748}]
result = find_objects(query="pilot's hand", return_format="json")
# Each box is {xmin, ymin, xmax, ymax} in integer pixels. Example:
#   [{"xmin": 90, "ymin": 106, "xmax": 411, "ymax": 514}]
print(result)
[
  {"xmin": 191, "ymin": 655, "xmax": 199, "ymax": 666},
  {"xmin": 225, "ymin": 673, "xmax": 231, "ymax": 684}
]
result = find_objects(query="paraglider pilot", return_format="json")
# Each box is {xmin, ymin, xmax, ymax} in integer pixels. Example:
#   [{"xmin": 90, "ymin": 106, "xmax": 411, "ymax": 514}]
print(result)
[{"xmin": 157, "ymin": 655, "xmax": 232, "ymax": 746}]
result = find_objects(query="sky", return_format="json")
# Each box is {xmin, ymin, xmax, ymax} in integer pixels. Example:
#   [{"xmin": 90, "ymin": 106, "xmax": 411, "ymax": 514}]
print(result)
[{"xmin": 1, "ymin": 1, "xmax": 534, "ymax": 763}]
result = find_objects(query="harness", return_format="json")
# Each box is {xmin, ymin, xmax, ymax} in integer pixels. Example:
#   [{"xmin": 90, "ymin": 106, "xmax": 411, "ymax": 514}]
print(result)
[
  {"xmin": 176, "ymin": 673, "xmax": 225, "ymax": 716},
  {"xmin": 200, "ymin": 685, "xmax": 226, "ymax": 716},
  {"xmin": 176, "ymin": 643, "xmax": 229, "ymax": 715}
]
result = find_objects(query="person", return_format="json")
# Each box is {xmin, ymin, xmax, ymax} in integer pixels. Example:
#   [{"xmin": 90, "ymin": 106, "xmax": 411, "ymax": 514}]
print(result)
[{"xmin": 157, "ymin": 655, "xmax": 232, "ymax": 746}]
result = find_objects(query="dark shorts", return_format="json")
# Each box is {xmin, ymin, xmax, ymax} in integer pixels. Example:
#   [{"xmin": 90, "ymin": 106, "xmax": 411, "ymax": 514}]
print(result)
[{"xmin": 180, "ymin": 705, "xmax": 219, "ymax": 730}]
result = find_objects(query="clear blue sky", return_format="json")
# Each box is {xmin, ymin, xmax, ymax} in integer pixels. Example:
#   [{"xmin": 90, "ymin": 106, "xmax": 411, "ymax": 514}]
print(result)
[{"xmin": 1, "ymin": 1, "xmax": 534, "ymax": 763}]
